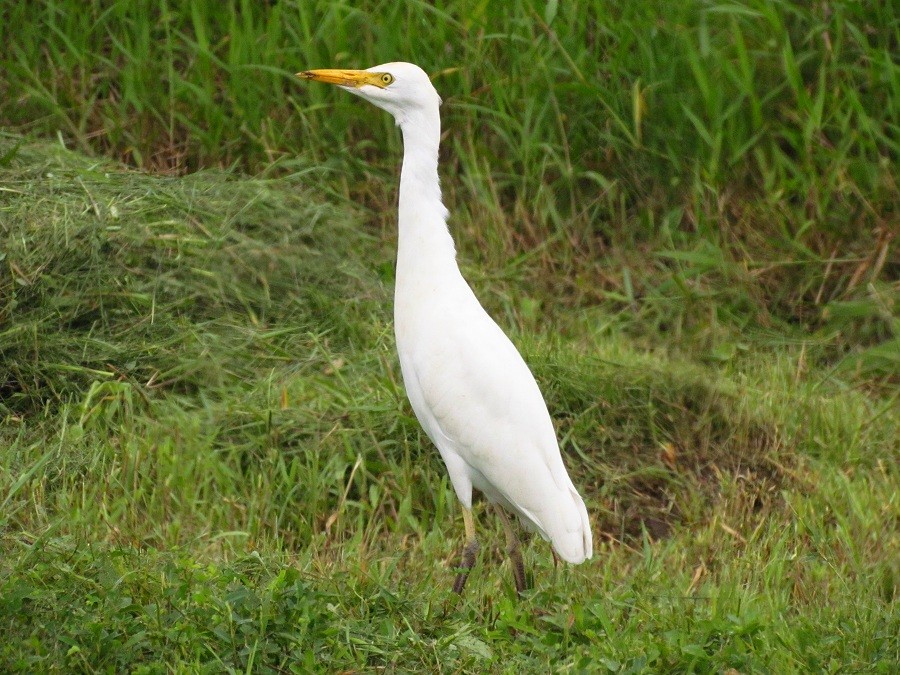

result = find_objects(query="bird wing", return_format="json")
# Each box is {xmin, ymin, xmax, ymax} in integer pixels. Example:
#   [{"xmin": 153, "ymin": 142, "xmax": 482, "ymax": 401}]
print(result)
[{"xmin": 398, "ymin": 284, "xmax": 590, "ymax": 562}]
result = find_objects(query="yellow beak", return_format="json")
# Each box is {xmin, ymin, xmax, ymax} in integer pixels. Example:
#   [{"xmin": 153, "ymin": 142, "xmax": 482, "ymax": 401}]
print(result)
[{"xmin": 298, "ymin": 69, "xmax": 388, "ymax": 89}]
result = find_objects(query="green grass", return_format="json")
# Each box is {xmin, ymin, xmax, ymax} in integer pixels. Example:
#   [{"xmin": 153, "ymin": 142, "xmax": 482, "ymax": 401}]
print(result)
[
  {"xmin": 1, "ymin": 135, "xmax": 896, "ymax": 672},
  {"xmin": 1, "ymin": 0, "xmax": 898, "ymax": 672}
]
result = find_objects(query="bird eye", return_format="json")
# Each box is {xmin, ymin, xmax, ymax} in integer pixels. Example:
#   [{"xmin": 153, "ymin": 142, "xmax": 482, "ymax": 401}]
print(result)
[{"xmin": 380, "ymin": 73, "xmax": 394, "ymax": 86}]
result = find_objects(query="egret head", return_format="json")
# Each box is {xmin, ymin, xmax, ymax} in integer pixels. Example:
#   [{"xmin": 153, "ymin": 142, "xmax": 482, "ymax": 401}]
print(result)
[{"xmin": 298, "ymin": 62, "xmax": 440, "ymax": 125}]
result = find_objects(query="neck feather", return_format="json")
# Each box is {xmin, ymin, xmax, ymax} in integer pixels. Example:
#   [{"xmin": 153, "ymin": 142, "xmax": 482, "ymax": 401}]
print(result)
[{"xmin": 396, "ymin": 107, "xmax": 455, "ymax": 272}]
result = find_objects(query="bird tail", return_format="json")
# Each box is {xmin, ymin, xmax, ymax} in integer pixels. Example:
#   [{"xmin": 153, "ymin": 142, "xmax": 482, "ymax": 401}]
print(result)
[{"xmin": 550, "ymin": 485, "xmax": 593, "ymax": 564}]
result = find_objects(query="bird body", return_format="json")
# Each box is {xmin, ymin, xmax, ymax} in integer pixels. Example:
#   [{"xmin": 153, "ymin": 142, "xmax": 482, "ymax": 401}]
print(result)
[{"xmin": 300, "ymin": 62, "xmax": 591, "ymax": 587}]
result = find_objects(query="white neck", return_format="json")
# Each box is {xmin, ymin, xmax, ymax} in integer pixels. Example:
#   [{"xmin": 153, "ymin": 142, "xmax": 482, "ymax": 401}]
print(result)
[{"xmin": 395, "ymin": 107, "xmax": 456, "ymax": 282}]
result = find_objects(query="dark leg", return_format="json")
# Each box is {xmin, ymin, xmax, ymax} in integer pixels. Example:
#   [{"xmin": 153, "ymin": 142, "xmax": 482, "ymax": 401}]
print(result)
[
  {"xmin": 452, "ymin": 507, "xmax": 479, "ymax": 594},
  {"xmin": 494, "ymin": 505, "xmax": 528, "ymax": 594}
]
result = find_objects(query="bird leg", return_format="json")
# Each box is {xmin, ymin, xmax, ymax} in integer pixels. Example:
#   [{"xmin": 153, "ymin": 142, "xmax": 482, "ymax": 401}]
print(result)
[
  {"xmin": 494, "ymin": 505, "xmax": 528, "ymax": 594},
  {"xmin": 452, "ymin": 506, "xmax": 479, "ymax": 594}
]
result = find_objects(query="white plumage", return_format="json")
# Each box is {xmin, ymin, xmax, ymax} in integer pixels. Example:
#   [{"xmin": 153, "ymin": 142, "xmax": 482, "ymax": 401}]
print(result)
[{"xmin": 300, "ymin": 62, "xmax": 591, "ymax": 592}]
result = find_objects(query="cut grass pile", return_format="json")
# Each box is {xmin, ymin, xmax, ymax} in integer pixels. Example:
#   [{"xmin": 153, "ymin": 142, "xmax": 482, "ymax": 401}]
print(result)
[
  {"xmin": 1, "ymin": 135, "xmax": 897, "ymax": 672},
  {"xmin": 0, "ymin": 136, "xmax": 382, "ymax": 413}
]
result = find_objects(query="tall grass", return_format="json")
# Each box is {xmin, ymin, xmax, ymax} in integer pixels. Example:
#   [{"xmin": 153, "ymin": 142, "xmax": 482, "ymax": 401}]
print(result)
[
  {"xmin": 4, "ymin": 1, "xmax": 895, "ymax": 186},
  {"xmin": 3, "ymin": 0, "xmax": 895, "ymax": 372}
]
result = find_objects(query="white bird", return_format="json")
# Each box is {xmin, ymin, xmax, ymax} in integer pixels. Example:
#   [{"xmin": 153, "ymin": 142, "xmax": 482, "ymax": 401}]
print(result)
[{"xmin": 300, "ymin": 62, "xmax": 592, "ymax": 593}]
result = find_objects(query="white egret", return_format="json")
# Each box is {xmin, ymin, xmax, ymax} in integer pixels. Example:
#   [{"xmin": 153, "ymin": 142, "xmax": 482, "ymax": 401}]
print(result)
[{"xmin": 299, "ymin": 62, "xmax": 592, "ymax": 593}]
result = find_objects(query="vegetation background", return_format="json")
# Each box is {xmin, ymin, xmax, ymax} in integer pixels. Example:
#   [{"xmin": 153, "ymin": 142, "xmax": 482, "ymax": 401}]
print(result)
[{"xmin": 1, "ymin": 0, "xmax": 897, "ymax": 671}]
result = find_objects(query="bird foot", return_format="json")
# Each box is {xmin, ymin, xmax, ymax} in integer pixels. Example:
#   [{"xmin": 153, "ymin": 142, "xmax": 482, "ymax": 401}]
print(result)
[
  {"xmin": 509, "ymin": 545, "xmax": 529, "ymax": 594},
  {"xmin": 452, "ymin": 539, "xmax": 480, "ymax": 594}
]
